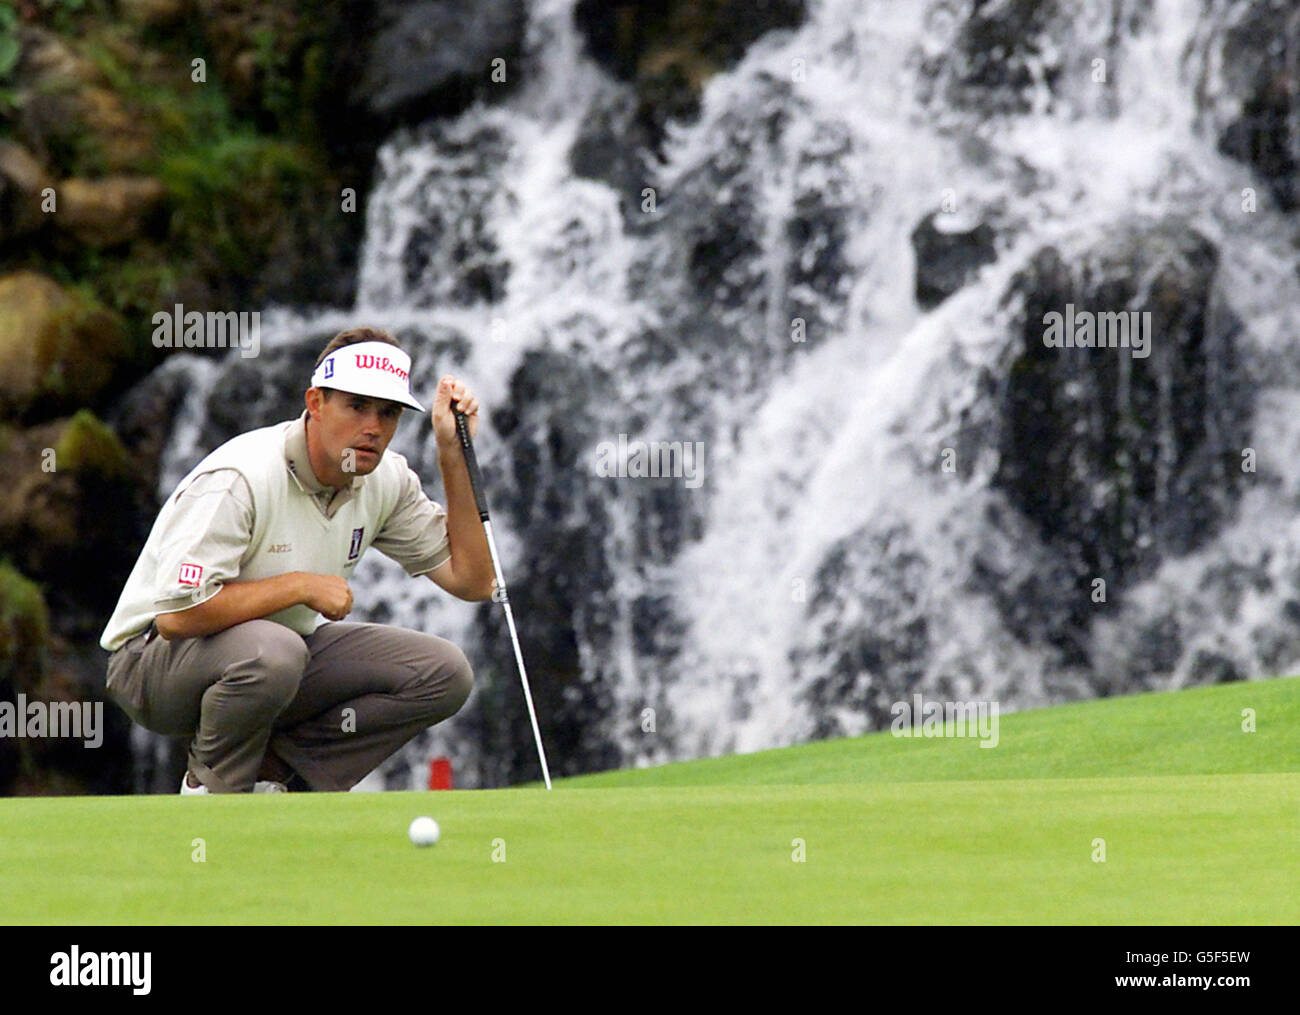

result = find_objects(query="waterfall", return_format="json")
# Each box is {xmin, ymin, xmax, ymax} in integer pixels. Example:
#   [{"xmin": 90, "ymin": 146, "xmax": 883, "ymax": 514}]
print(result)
[{"xmin": 136, "ymin": 0, "xmax": 1300, "ymax": 786}]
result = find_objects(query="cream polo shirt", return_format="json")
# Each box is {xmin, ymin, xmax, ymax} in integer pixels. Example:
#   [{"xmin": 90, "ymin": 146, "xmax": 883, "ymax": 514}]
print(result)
[{"xmin": 99, "ymin": 411, "xmax": 451, "ymax": 652}]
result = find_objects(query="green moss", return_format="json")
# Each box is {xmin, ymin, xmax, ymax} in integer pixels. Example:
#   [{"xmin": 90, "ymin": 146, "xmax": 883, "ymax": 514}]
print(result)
[
  {"xmin": 252, "ymin": 25, "xmax": 296, "ymax": 130},
  {"xmin": 4, "ymin": 0, "xmax": 347, "ymax": 366},
  {"xmin": 52, "ymin": 408, "xmax": 130, "ymax": 478},
  {"xmin": 161, "ymin": 131, "xmax": 310, "ymax": 201},
  {"xmin": 81, "ymin": 31, "xmax": 135, "ymax": 95},
  {"xmin": 76, "ymin": 14, "xmax": 314, "ymax": 278},
  {"xmin": 160, "ymin": 131, "xmax": 314, "ymax": 274},
  {"xmin": 44, "ymin": 280, "xmax": 123, "ymax": 373},
  {"xmin": 70, "ymin": 249, "xmax": 176, "ymax": 318},
  {"xmin": 33, "ymin": 0, "xmax": 94, "ymax": 35},
  {"xmin": 0, "ymin": 6, "xmax": 20, "ymax": 87},
  {"xmin": 0, "ymin": 561, "xmax": 50, "ymax": 680},
  {"xmin": 109, "ymin": 259, "xmax": 177, "ymax": 317}
]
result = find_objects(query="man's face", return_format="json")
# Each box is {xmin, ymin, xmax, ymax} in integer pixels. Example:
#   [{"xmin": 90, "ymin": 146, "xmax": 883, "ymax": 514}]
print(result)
[{"xmin": 307, "ymin": 387, "xmax": 403, "ymax": 477}]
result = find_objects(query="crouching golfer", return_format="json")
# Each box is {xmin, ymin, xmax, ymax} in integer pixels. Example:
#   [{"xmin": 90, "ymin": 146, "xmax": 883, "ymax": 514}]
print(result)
[{"xmin": 100, "ymin": 328, "xmax": 494, "ymax": 793}]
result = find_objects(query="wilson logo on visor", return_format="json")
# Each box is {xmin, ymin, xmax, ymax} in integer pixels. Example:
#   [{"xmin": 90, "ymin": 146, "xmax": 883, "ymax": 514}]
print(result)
[
  {"xmin": 354, "ymin": 354, "xmax": 409, "ymax": 381},
  {"xmin": 308, "ymin": 339, "xmax": 425, "ymax": 413}
]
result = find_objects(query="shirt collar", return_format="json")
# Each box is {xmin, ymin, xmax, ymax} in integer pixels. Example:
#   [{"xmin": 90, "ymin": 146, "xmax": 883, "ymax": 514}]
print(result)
[{"xmin": 285, "ymin": 410, "xmax": 365, "ymax": 494}]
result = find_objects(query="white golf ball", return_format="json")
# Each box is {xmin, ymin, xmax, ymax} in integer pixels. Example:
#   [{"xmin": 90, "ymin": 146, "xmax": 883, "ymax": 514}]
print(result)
[{"xmin": 408, "ymin": 816, "xmax": 440, "ymax": 847}]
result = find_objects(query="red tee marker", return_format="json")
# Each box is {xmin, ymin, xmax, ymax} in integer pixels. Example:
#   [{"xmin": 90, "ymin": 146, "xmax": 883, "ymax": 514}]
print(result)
[{"xmin": 428, "ymin": 757, "xmax": 453, "ymax": 791}]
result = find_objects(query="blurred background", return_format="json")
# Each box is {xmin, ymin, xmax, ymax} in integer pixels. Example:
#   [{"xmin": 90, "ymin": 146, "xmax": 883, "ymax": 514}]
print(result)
[{"xmin": 0, "ymin": 0, "xmax": 1296, "ymax": 794}]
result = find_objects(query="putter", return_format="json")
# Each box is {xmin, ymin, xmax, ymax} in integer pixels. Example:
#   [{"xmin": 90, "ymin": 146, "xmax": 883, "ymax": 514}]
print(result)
[{"xmin": 451, "ymin": 400, "xmax": 553, "ymax": 790}]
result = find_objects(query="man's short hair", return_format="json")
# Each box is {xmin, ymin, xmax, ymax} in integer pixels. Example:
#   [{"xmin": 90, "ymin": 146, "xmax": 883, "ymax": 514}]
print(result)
[
  {"xmin": 313, "ymin": 327, "xmax": 402, "ymax": 400},
  {"xmin": 314, "ymin": 327, "xmax": 401, "ymax": 369}
]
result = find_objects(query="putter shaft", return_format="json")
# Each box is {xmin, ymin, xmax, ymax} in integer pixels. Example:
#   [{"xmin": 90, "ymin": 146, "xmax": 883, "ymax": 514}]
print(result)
[{"xmin": 452, "ymin": 403, "xmax": 553, "ymax": 790}]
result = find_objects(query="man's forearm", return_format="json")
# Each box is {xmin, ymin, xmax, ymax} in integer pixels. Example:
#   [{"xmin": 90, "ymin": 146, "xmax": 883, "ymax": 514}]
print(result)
[
  {"xmin": 155, "ymin": 572, "xmax": 306, "ymax": 640},
  {"xmin": 437, "ymin": 436, "xmax": 495, "ymax": 600}
]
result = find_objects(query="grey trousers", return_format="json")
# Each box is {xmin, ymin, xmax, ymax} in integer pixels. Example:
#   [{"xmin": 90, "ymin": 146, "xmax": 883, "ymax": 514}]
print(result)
[{"xmin": 105, "ymin": 619, "xmax": 473, "ymax": 793}]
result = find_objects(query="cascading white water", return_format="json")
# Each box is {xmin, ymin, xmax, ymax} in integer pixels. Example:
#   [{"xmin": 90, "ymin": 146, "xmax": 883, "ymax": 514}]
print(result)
[
  {"xmin": 145, "ymin": 0, "xmax": 1300, "ymax": 785},
  {"xmin": 652, "ymin": 0, "xmax": 1300, "ymax": 757}
]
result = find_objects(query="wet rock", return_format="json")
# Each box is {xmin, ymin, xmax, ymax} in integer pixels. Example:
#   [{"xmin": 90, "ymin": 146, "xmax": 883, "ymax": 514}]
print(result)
[
  {"xmin": 56, "ymin": 176, "xmax": 167, "ymax": 247},
  {"xmin": 1188, "ymin": 648, "xmax": 1241, "ymax": 684},
  {"xmin": 462, "ymin": 346, "xmax": 627, "ymax": 785},
  {"xmin": 795, "ymin": 523, "xmax": 932, "ymax": 738},
  {"xmin": 104, "ymin": 357, "xmax": 196, "ymax": 496},
  {"xmin": 655, "ymin": 73, "xmax": 856, "ymax": 377},
  {"xmin": 355, "ymin": 0, "xmax": 526, "ymax": 122},
  {"xmin": 0, "ymin": 271, "xmax": 127, "ymax": 418},
  {"xmin": 117, "ymin": 0, "xmax": 187, "ymax": 28},
  {"xmin": 574, "ymin": 0, "xmax": 806, "ymax": 80},
  {"xmin": 990, "ymin": 220, "xmax": 1253, "ymax": 600},
  {"xmin": 0, "ymin": 412, "xmax": 151, "ymax": 636},
  {"xmin": 912, "ymin": 210, "xmax": 998, "ymax": 308},
  {"xmin": 0, "ymin": 140, "xmax": 54, "ymax": 244},
  {"xmin": 574, "ymin": 0, "xmax": 806, "ymax": 155},
  {"xmin": 1205, "ymin": 0, "xmax": 1300, "ymax": 209},
  {"xmin": 12, "ymin": 28, "xmax": 154, "ymax": 172},
  {"xmin": 198, "ymin": 340, "xmax": 323, "ymax": 449}
]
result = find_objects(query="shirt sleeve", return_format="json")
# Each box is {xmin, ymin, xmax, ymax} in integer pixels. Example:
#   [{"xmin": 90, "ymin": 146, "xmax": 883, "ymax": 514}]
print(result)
[
  {"xmin": 370, "ymin": 465, "xmax": 452, "ymax": 577},
  {"xmin": 152, "ymin": 469, "xmax": 254, "ymax": 613}
]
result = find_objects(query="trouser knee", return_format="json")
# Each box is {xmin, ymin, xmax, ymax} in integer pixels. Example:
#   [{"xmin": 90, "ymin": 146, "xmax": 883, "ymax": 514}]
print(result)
[
  {"xmin": 415, "ymin": 640, "xmax": 473, "ymax": 718},
  {"xmin": 225, "ymin": 622, "xmax": 310, "ymax": 713},
  {"xmin": 443, "ymin": 647, "xmax": 473, "ymax": 715}
]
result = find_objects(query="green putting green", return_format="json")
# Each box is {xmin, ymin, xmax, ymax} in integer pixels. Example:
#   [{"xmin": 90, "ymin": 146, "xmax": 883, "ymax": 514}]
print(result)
[{"xmin": 1, "ymin": 677, "xmax": 1296, "ymax": 924}]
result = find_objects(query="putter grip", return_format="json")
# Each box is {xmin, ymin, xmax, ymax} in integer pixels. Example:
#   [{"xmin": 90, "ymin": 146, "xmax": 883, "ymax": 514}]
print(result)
[{"xmin": 452, "ymin": 405, "xmax": 491, "ymax": 521}]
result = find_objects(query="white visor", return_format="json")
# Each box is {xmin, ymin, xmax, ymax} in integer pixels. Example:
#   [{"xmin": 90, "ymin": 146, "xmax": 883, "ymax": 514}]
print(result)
[{"xmin": 310, "ymin": 341, "xmax": 425, "ymax": 412}]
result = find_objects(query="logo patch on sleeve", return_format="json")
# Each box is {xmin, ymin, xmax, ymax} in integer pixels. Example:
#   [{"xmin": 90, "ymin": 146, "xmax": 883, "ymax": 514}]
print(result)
[
  {"xmin": 348, "ymin": 527, "xmax": 364, "ymax": 561},
  {"xmin": 178, "ymin": 562, "xmax": 203, "ymax": 586}
]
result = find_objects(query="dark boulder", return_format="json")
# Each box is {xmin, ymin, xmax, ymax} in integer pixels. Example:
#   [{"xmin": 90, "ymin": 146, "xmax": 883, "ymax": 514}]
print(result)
[
  {"xmin": 465, "ymin": 346, "xmax": 624, "ymax": 786},
  {"xmin": 0, "ymin": 413, "xmax": 153, "ymax": 639},
  {"xmin": 795, "ymin": 523, "xmax": 932, "ymax": 739},
  {"xmin": 0, "ymin": 140, "xmax": 54, "ymax": 247},
  {"xmin": 573, "ymin": 0, "xmax": 806, "ymax": 154},
  {"xmin": 354, "ymin": 0, "xmax": 527, "ymax": 122},
  {"xmin": 921, "ymin": 0, "xmax": 1064, "ymax": 115},
  {"xmin": 912, "ymin": 210, "xmax": 998, "ymax": 308},
  {"xmin": 989, "ymin": 220, "xmax": 1253, "ymax": 605},
  {"xmin": 1203, "ymin": 0, "xmax": 1300, "ymax": 210}
]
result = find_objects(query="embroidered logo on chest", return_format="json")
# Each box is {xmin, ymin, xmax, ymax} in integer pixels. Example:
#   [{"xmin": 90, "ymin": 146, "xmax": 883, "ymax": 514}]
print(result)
[
  {"xmin": 267, "ymin": 543, "xmax": 292, "ymax": 553},
  {"xmin": 348, "ymin": 527, "xmax": 364, "ymax": 561}
]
